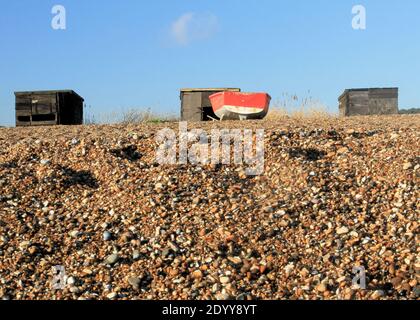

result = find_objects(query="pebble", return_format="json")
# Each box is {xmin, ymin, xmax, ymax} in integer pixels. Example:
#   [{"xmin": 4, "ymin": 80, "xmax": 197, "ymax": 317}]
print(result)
[
  {"xmin": 192, "ymin": 270, "xmax": 203, "ymax": 280},
  {"xmin": 390, "ymin": 133, "xmax": 399, "ymax": 139},
  {"xmin": 106, "ymin": 292, "xmax": 118, "ymax": 300},
  {"xmin": 316, "ymin": 283, "xmax": 327, "ymax": 292},
  {"xmin": 403, "ymin": 162, "xmax": 413, "ymax": 170},
  {"xmin": 371, "ymin": 290, "xmax": 385, "ymax": 299},
  {"xmin": 168, "ymin": 241, "xmax": 179, "ymax": 253},
  {"xmin": 103, "ymin": 231, "xmax": 112, "ymax": 241},
  {"xmin": 215, "ymin": 293, "xmax": 230, "ymax": 300},
  {"xmin": 28, "ymin": 246, "xmax": 38, "ymax": 255},
  {"xmin": 336, "ymin": 226, "xmax": 349, "ymax": 235},
  {"xmin": 127, "ymin": 276, "xmax": 141, "ymax": 290},
  {"xmin": 236, "ymin": 293, "xmax": 247, "ymax": 300},
  {"xmin": 337, "ymin": 147, "xmax": 349, "ymax": 154},
  {"xmin": 69, "ymin": 230, "xmax": 80, "ymax": 238},
  {"xmin": 69, "ymin": 287, "xmax": 80, "ymax": 294},
  {"xmin": 132, "ymin": 250, "xmax": 141, "ymax": 260},
  {"xmin": 228, "ymin": 257, "xmax": 242, "ymax": 265},
  {"xmin": 284, "ymin": 264, "xmax": 294, "ymax": 275},
  {"xmin": 105, "ymin": 253, "xmax": 119, "ymax": 265},
  {"xmin": 161, "ymin": 248, "xmax": 171, "ymax": 258},
  {"xmin": 219, "ymin": 276, "xmax": 230, "ymax": 284},
  {"xmin": 67, "ymin": 277, "xmax": 76, "ymax": 286},
  {"xmin": 212, "ymin": 283, "xmax": 220, "ymax": 293}
]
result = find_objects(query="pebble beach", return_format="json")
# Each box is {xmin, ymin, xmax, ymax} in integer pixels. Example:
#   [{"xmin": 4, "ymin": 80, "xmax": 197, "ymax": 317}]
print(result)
[{"xmin": 0, "ymin": 115, "xmax": 418, "ymax": 300}]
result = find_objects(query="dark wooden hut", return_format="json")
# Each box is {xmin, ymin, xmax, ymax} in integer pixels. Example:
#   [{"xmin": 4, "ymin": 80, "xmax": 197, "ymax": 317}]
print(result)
[
  {"xmin": 339, "ymin": 88, "xmax": 398, "ymax": 117},
  {"xmin": 180, "ymin": 88, "xmax": 241, "ymax": 121},
  {"xmin": 15, "ymin": 90, "xmax": 84, "ymax": 126}
]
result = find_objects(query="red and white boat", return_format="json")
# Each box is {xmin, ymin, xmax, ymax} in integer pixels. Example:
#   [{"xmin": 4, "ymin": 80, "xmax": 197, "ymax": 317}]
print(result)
[{"xmin": 209, "ymin": 91, "xmax": 271, "ymax": 120}]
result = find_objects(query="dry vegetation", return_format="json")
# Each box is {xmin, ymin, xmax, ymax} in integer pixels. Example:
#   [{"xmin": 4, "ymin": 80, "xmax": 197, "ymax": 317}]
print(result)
[
  {"xmin": 266, "ymin": 93, "xmax": 334, "ymax": 120},
  {"xmin": 84, "ymin": 93, "xmax": 333, "ymax": 125},
  {"xmin": 84, "ymin": 108, "xmax": 179, "ymax": 125}
]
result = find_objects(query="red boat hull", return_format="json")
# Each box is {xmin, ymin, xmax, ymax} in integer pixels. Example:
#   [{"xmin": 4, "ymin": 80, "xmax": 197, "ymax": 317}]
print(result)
[{"xmin": 209, "ymin": 92, "xmax": 271, "ymax": 120}]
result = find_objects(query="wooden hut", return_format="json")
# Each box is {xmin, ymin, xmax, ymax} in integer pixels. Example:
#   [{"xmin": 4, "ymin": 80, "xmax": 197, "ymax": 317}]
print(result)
[
  {"xmin": 338, "ymin": 88, "xmax": 398, "ymax": 117},
  {"xmin": 15, "ymin": 90, "xmax": 84, "ymax": 126},
  {"xmin": 180, "ymin": 88, "xmax": 241, "ymax": 121}
]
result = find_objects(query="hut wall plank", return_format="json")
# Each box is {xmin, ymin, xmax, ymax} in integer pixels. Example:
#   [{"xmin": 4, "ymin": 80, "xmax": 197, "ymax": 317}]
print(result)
[
  {"xmin": 181, "ymin": 92, "xmax": 203, "ymax": 121},
  {"xmin": 15, "ymin": 90, "xmax": 84, "ymax": 126},
  {"xmin": 339, "ymin": 88, "xmax": 399, "ymax": 117}
]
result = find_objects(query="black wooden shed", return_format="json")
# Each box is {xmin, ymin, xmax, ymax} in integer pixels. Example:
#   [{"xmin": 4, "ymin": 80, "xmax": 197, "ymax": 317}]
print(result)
[
  {"xmin": 180, "ymin": 88, "xmax": 241, "ymax": 121},
  {"xmin": 15, "ymin": 90, "xmax": 84, "ymax": 127},
  {"xmin": 339, "ymin": 88, "xmax": 398, "ymax": 117}
]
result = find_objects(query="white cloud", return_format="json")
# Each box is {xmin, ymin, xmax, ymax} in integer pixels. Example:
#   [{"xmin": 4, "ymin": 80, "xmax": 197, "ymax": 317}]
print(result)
[
  {"xmin": 171, "ymin": 13, "xmax": 194, "ymax": 45},
  {"xmin": 170, "ymin": 12, "xmax": 219, "ymax": 46}
]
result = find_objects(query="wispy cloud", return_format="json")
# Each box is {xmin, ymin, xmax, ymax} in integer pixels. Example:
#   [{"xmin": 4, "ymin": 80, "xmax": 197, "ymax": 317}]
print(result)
[{"xmin": 170, "ymin": 12, "xmax": 219, "ymax": 46}]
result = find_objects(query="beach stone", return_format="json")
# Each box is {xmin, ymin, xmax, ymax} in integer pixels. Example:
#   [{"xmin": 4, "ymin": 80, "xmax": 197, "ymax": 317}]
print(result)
[
  {"xmin": 105, "ymin": 253, "xmax": 119, "ymax": 265},
  {"xmin": 107, "ymin": 292, "xmax": 118, "ymax": 300},
  {"xmin": 316, "ymin": 283, "xmax": 327, "ymax": 292},
  {"xmin": 69, "ymin": 287, "xmax": 80, "ymax": 294},
  {"xmin": 215, "ymin": 293, "xmax": 230, "ymax": 300},
  {"xmin": 192, "ymin": 270, "xmax": 203, "ymax": 280},
  {"xmin": 67, "ymin": 277, "xmax": 76, "ymax": 286},
  {"xmin": 127, "ymin": 276, "xmax": 141, "ymax": 290},
  {"xmin": 40, "ymin": 159, "xmax": 51, "ymax": 166},
  {"xmin": 228, "ymin": 256, "xmax": 242, "ymax": 265},
  {"xmin": 220, "ymin": 276, "xmax": 230, "ymax": 284},
  {"xmin": 403, "ymin": 162, "xmax": 413, "ymax": 170},
  {"xmin": 372, "ymin": 290, "xmax": 385, "ymax": 299},
  {"xmin": 132, "ymin": 250, "xmax": 141, "ymax": 260},
  {"xmin": 103, "ymin": 231, "xmax": 112, "ymax": 241},
  {"xmin": 336, "ymin": 226, "xmax": 349, "ymax": 235}
]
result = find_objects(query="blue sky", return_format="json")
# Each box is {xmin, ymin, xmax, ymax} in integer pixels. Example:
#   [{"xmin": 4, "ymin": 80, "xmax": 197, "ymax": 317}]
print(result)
[{"xmin": 1, "ymin": 0, "xmax": 419, "ymax": 125}]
